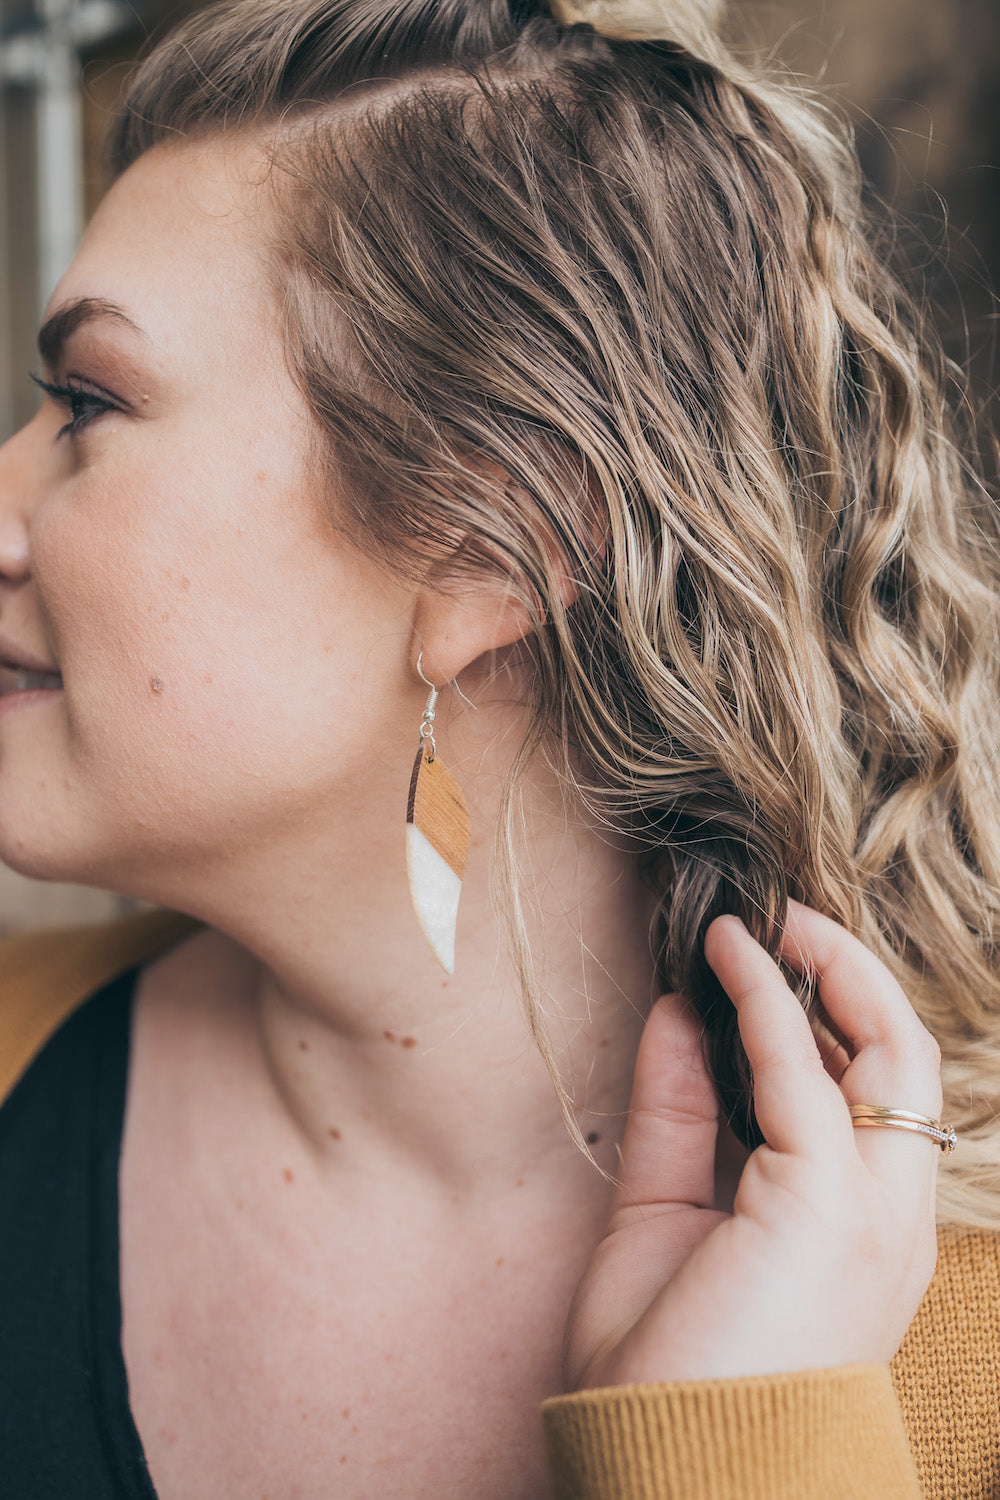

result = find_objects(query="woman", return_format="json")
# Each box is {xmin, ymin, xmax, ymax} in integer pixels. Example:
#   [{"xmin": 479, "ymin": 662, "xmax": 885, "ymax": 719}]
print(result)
[{"xmin": 0, "ymin": 0, "xmax": 997, "ymax": 1494}]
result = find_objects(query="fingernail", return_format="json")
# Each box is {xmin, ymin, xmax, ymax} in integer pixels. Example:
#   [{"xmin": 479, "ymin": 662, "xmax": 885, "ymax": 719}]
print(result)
[{"xmin": 705, "ymin": 914, "xmax": 747, "ymax": 948}]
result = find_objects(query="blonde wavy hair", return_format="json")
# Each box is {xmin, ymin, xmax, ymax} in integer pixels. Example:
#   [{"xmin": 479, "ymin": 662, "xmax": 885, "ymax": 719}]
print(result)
[{"xmin": 109, "ymin": 0, "xmax": 1000, "ymax": 1226}]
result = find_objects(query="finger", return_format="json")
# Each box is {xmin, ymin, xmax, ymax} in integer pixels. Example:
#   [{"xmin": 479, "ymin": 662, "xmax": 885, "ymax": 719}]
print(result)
[
  {"xmin": 704, "ymin": 915, "xmax": 852, "ymax": 1160},
  {"xmin": 779, "ymin": 900, "xmax": 942, "ymax": 1115},
  {"xmin": 778, "ymin": 901, "xmax": 944, "ymax": 1183},
  {"xmin": 816, "ymin": 1032, "xmax": 851, "ymax": 1084},
  {"xmin": 810, "ymin": 1010, "xmax": 853, "ymax": 1082},
  {"xmin": 612, "ymin": 992, "xmax": 719, "ymax": 1214},
  {"xmin": 779, "ymin": 901, "xmax": 935, "ymax": 1072}
]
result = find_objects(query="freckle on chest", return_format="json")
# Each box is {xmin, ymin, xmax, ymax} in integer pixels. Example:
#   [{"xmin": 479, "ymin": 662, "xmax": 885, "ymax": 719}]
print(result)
[{"xmin": 383, "ymin": 1029, "xmax": 418, "ymax": 1049}]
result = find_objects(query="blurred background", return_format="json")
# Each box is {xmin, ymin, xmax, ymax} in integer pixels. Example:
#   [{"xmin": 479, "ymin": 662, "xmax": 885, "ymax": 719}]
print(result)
[{"xmin": 0, "ymin": 0, "xmax": 997, "ymax": 931}]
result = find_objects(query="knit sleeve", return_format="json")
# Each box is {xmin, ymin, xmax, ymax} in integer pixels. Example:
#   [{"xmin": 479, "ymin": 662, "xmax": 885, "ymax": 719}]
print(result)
[{"xmin": 542, "ymin": 1363, "xmax": 921, "ymax": 1500}]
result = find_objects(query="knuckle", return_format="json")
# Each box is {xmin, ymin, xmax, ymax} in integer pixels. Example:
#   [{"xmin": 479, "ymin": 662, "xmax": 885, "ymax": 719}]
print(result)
[
  {"xmin": 732, "ymin": 976, "xmax": 774, "ymax": 1011},
  {"xmin": 894, "ymin": 1025, "xmax": 942, "ymax": 1078},
  {"xmin": 754, "ymin": 1037, "xmax": 826, "ymax": 1079},
  {"xmin": 916, "ymin": 1028, "xmax": 942, "ymax": 1070},
  {"xmin": 630, "ymin": 1098, "xmax": 713, "ymax": 1131},
  {"xmin": 872, "ymin": 1021, "xmax": 941, "ymax": 1074}
]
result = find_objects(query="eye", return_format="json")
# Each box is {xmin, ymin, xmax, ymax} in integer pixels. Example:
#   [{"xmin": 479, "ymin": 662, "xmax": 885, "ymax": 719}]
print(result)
[{"xmin": 30, "ymin": 372, "xmax": 120, "ymax": 441}]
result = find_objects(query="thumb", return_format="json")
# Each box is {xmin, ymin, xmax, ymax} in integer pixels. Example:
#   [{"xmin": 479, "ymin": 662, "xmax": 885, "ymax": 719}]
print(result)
[{"xmin": 612, "ymin": 992, "xmax": 720, "ymax": 1218}]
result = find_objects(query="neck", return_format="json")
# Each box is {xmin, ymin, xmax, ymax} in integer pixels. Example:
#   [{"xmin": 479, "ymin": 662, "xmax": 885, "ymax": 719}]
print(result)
[{"xmin": 134, "ymin": 692, "xmax": 657, "ymax": 1198}]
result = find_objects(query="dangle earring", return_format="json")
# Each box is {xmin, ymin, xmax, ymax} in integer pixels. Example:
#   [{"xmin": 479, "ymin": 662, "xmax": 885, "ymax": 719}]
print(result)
[{"xmin": 405, "ymin": 655, "xmax": 474, "ymax": 974}]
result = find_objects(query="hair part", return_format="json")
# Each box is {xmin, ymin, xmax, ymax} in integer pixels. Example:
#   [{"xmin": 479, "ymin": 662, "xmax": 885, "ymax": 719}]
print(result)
[{"xmin": 111, "ymin": 0, "xmax": 1000, "ymax": 1225}]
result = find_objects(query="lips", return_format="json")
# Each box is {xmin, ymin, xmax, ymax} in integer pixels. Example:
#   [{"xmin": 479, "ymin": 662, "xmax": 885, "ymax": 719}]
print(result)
[
  {"xmin": 0, "ymin": 636, "xmax": 63, "ymax": 697},
  {"xmin": 0, "ymin": 666, "xmax": 64, "ymax": 695}
]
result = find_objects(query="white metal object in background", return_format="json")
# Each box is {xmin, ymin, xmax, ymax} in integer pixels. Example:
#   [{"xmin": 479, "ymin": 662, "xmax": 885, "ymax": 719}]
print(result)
[{"xmin": 1, "ymin": 0, "xmax": 134, "ymax": 311}]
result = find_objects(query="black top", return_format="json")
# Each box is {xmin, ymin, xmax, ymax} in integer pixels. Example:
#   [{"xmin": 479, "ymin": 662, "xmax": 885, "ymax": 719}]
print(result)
[{"xmin": 0, "ymin": 970, "xmax": 157, "ymax": 1499}]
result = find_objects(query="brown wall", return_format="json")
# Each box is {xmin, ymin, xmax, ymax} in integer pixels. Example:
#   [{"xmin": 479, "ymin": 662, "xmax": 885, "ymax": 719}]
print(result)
[{"xmin": 743, "ymin": 0, "xmax": 1000, "ymax": 449}]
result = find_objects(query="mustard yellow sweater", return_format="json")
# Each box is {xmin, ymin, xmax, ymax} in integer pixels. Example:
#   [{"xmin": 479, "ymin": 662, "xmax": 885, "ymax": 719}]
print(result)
[
  {"xmin": 2, "ymin": 912, "xmax": 998, "ymax": 1499},
  {"xmin": 543, "ymin": 1223, "xmax": 1000, "ymax": 1497}
]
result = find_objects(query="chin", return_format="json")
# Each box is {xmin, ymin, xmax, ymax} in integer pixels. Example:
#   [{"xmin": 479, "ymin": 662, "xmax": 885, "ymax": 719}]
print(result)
[
  {"xmin": 0, "ymin": 804, "xmax": 107, "ymax": 888},
  {"xmin": 0, "ymin": 839, "xmax": 157, "ymax": 922},
  {"xmin": 0, "ymin": 836, "xmax": 93, "ymax": 887}
]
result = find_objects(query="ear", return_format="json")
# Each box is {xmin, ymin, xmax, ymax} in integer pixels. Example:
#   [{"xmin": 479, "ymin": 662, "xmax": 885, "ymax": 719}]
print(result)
[
  {"xmin": 410, "ymin": 568, "xmax": 539, "ymax": 688},
  {"xmin": 411, "ymin": 451, "xmax": 606, "ymax": 685}
]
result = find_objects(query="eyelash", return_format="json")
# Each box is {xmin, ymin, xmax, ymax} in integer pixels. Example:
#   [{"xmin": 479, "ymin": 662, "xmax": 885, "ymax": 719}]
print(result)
[{"xmin": 30, "ymin": 372, "xmax": 119, "ymax": 441}]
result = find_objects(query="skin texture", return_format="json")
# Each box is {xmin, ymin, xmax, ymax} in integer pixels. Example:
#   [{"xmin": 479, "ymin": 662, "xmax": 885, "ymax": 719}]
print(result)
[{"xmin": 0, "ymin": 140, "xmax": 943, "ymax": 1498}]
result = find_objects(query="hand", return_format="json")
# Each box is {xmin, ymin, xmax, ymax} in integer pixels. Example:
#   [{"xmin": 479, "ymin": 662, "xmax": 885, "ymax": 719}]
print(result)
[{"xmin": 563, "ymin": 900, "xmax": 943, "ymax": 1388}]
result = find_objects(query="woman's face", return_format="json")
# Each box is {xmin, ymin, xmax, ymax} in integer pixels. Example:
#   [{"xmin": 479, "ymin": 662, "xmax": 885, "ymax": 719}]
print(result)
[{"xmin": 0, "ymin": 141, "xmax": 417, "ymax": 897}]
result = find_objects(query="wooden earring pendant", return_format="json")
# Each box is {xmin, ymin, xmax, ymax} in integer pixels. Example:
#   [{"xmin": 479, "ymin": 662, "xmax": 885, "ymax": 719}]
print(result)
[{"xmin": 405, "ymin": 658, "xmax": 472, "ymax": 974}]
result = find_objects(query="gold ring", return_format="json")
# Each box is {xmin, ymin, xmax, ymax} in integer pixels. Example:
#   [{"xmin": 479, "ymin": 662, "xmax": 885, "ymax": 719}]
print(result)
[{"xmin": 849, "ymin": 1105, "xmax": 957, "ymax": 1155}]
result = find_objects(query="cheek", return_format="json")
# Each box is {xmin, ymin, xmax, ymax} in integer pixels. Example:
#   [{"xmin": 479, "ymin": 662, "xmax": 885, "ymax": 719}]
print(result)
[{"xmin": 29, "ymin": 465, "xmax": 409, "ymax": 818}]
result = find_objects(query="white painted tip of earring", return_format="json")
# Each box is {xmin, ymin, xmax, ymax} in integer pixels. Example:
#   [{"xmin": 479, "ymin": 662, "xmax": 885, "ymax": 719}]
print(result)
[{"xmin": 405, "ymin": 822, "xmax": 461, "ymax": 973}]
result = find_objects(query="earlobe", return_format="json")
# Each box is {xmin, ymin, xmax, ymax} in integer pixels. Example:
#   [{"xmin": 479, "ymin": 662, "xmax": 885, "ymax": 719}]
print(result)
[
  {"xmin": 410, "ymin": 444, "xmax": 600, "ymax": 685},
  {"xmin": 410, "ymin": 573, "xmax": 537, "ymax": 688},
  {"xmin": 412, "ymin": 529, "xmax": 584, "ymax": 687}
]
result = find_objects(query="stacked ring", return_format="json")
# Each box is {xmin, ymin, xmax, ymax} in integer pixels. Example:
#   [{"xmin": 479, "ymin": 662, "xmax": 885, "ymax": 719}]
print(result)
[{"xmin": 849, "ymin": 1105, "xmax": 957, "ymax": 1155}]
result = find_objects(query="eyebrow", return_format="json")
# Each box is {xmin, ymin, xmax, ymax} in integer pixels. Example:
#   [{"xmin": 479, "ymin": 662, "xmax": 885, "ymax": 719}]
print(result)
[{"xmin": 37, "ymin": 297, "xmax": 148, "ymax": 369}]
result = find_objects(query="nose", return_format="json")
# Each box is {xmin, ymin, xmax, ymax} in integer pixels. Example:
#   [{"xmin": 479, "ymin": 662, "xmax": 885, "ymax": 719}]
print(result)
[
  {"xmin": 0, "ymin": 517, "xmax": 30, "ymax": 584},
  {"xmin": 0, "ymin": 423, "xmax": 37, "ymax": 586}
]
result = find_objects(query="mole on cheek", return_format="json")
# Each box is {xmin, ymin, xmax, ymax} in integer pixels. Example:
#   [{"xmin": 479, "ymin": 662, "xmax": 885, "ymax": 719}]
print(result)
[{"xmin": 150, "ymin": 677, "xmax": 164, "ymax": 694}]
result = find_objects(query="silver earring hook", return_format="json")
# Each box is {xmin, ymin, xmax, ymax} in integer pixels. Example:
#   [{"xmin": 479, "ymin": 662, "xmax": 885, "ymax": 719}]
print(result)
[
  {"xmin": 415, "ymin": 652, "xmax": 477, "ymax": 710},
  {"xmin": 415, "ymin": 653, "xmax": 439, "ymax": 759}
]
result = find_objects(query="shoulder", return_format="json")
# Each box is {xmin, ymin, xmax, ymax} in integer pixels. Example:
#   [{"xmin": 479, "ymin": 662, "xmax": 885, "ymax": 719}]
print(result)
[
  {"xmin": 0, "ymin": 908, "xmax": 199, "ymax": 1104},
  {"xmin": 892, "ymin": 1221, "xmax": 1000, "ymax": 1497}
]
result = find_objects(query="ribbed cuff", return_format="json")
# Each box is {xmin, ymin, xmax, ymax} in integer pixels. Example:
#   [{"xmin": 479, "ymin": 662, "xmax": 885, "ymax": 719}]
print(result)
[{"xmin": 542, "ymin": 1364, "xmax": 921, "ymax": 1500}]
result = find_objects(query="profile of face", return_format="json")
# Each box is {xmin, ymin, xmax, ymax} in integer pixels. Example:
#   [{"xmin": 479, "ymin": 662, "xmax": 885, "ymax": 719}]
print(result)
[{"xmin": 0, "ymin": 141, "xmax": 420, "ymax": 906}]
